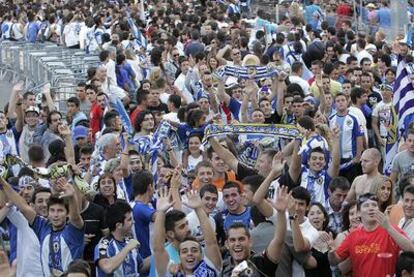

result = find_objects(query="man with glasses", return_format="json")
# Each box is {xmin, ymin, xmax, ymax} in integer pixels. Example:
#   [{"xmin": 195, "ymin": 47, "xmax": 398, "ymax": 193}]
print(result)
[{"xmin": 328, "ymin": 193, "xmax": 414, "ymax": 277}]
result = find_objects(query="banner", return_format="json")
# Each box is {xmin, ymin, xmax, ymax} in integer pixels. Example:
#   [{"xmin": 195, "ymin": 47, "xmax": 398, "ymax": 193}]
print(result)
[{"xmin": 215, "ymin": 64, "xmax": 279, "ymax": 81}]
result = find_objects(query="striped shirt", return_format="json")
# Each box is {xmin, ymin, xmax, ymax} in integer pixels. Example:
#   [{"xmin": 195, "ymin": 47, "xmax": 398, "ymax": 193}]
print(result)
[
  {"xmin": 95, "ymin": 235, "xmax": 143, "ymax": 277},
  {"xmin": 300, "ymin": 166, "xmax": 331, "ymax": 204},
  {"xmin": 329, "ymin": 112, "xmax": 363, "ymax": 160}
]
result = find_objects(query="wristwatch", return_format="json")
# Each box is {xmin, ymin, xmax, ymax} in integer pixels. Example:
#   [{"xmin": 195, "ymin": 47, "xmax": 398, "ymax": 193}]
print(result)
[{"xmin": 289, "ymin": 214, "xmax": 298, "ymax": 221}]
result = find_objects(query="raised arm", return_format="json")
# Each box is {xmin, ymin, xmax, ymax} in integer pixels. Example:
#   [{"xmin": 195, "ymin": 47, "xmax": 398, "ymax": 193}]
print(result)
[
  {"xmin": 288, "ymin": 139, "xmax": 302, "ymax": 183},
  {"xmin": 252, "ymin": 152, "xmax": 285, "ymax": 217},
  {"xmin": 328, "ymin": 127, "xmax": 341, "ymax": 177},
  {"xmin": 120, "ymin": 133, "xmax": 130, "ymax": 177},
  {"xmin": 14, "ymin": 96, "xmax": 24, "ymax": 133},
  {"xmin": 216, "ymin": 79, "xmax": 231, "ymax": 107},
  {"xmin": 59, "ymin": 124, "xmax": 76, "ymax": 165},
  {"xmin": 7, "ymin": 82, "xmax": 23, "ymax": 119},
  {"xmin": 273, "ymin": 74, "xmax": 287, "ymax": 116},
  {"xmin": 152, "ymin": 187, "xmax": 176, "ymax": 277},
  {"xmin": 42, "ymin": 83, "xmax": 56, "ymax": 112},
  {"xmin": 288, "ymin": 194, "xmax": 311, "ymax": 252},
  {"xmin": 184, "ymin": 190, "xmax": 222, "ymax": 269},
  {"xmin": 57, "ymin": 178, "xmax": 84, "ymax": 229},
  {"xmin": 208, "ymin": 137, "xmax": 239, "ymax": 172},
  {"xmin": 240, "ymin": 87, "xmax": 250, "ymax": 123},
  {"xmin": 267, "ymin": 186, "xmax": 290, "ymax": 263},
  {"xmin": 0, "ymin": 177, "xmax": 36, "ymax": 225}
]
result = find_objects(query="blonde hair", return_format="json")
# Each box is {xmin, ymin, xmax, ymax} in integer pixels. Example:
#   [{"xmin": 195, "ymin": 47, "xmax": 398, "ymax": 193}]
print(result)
[{"xmin": 369, "ymin": 175, "xmax": 394, "ymax": 212}]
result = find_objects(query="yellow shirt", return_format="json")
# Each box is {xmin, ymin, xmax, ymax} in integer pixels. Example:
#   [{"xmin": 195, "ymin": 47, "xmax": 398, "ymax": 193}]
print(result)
[{"xmin": 310, "ymin": 79, "xmax": 342, "ymax": 98}]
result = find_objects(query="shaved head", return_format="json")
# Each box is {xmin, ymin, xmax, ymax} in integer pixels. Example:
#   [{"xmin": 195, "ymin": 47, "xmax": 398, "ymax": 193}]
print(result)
[{"xmin": 364, "ymin": 148, "xmax": 381, "ymax": 164}]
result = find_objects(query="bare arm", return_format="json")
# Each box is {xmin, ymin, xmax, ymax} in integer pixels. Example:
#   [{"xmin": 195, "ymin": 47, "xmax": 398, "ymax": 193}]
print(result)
[
  {"xmin": 120, "ymin": 133, "xmax": 130, "ymax": 177},
  {"xmin": 288, "ymin": 139, "xmax": 302, "ymax": 183},
  {"xmin": 0, "ymin": 177, "xmax": 36, "ymax": 225},
  {"xmin": 390, "ymin": 171, "xmax": 398, "ymax": 186},
  {"xmin": 152, "ymin": 188, "xmax": 175, "ymax": 277},
  {"xmin": 378, "ymin": 211, "xmax": 414, "ymax": 252},
  {"xmin": 59, "ymin": 125, "xmax": 76, "ymax": 165},
  {"xmin": 240, "ymin": 90, "xmax": 250, "ymax": 123},
  {"xmin": 58, "ymin": 179, "xmax": 84, "ymax": 229},
  {"xmin": 187, "ymin": 191, "xmax": 222, "ymax": 269},
  {"xmin": 14, "ymin": 99, "xmax": 24, "ymax": 133},
  {"xmin": 252, "ymin": 153, "xmax": 285, "ymax": 218},
  {"xmin": 267, "ymin": 186, "xmax": 290, "ymax": 263},
  {"xmin": 371, "ymin": 116, "xmax": 382, "ymax": 145},
  {"xmin": 98, "ymin": 239, "xmax": 140, "ymax": 274},
  {"xmin": 345, "ymin": 179, "xmax": 358, "ymax": 202},
  {"xmin": 208, "ymin": 137, "xmax": 239, "ymax": 172},
  {"xmin": 288, "ymin": 195, "xmax": 311, "ymax": 252},
  {"xmin": 43, "ymin": 84, "xmax": 56, "ymax": 112},
  {"xmin": 354, "ymin": 136, "xmax": 364, "ymax": 163},
  {"xmin": 7, "ymin": 83, "xmax": 22, "ymax": 119},
  {"xmin": 328, "ymin": 128, "xmax": 341, "ymax": 177},
  {"xmin": 216, "ymin": 80, "xmax": 231, "ymax": 107}
]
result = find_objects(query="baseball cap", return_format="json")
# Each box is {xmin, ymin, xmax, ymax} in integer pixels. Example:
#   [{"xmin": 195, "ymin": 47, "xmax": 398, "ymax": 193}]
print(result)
[{"xmin": 73, "ymin": 126, "xmax": 88, "ymax": 141}]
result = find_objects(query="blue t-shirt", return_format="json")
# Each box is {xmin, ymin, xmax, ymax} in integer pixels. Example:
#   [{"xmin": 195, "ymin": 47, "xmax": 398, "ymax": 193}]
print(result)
[
  {"xmin": 31, "ymin": 216, "xmax": 84, "ymax": 276},
  {"xmin": 133, "ymin": 201, "xmax": 155, "ymax": 258},
  {"xmin": 149, "ymin": 243, "xmax": 179, "ymax": 277},
  {"xmin": 26, "ymin": 22, "xmax": 40, "ymax": 43},
  {"xmin": 228, "ymin": 98, "xmax": 241, "ymax": 121},
  {"xmin": 95, "ymin": 235, "xmax": 143, "ymax": 277},
  {"xmin": 222, "ymin": 207, "xmax": 252, "ymax": 231}
]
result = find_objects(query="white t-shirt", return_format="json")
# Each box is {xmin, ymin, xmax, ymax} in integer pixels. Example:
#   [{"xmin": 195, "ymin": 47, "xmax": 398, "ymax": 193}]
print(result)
[
  {"xmin": 187, "ymin": 210, "xmax": 216, "ymax": 245},
  {"xmin": 292, "ymin": 218, "xmax": 320, "ymax": 277},
  {"xmin": 289, "ymin": 75, "xmax": 310, "ymax": 95},
  {"xmin": 372, "ymin": 101, "xmax": 393, "ymax": 138},
  {"xmin": 63, "ymin": 22, "xmax": 84, "ymax": 47}
]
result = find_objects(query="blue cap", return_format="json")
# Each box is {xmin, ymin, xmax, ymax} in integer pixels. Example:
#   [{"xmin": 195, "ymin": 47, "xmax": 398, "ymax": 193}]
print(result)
[{"xmin": 73, "ymin": 126, "xmax": 88, "ymax": 140}]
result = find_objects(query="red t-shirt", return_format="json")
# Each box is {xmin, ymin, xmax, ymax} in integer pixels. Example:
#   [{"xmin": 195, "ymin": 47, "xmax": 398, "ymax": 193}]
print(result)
[
  {"xmin": 90, "ymin": 102, "xmax": 103, "ymax": 139},
  {"xmin": 130, "ymin": 106, "xmax": 143, "ymax": 127},
  {"xmin": 336, "ymin": 225, "xmax": 406, "ymax": 277}
]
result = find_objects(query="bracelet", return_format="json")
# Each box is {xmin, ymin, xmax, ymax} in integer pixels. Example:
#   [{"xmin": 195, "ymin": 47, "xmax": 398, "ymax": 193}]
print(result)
[{"xmin": 166, "ymin": 148, "xmax": 173, "ymax": 152}]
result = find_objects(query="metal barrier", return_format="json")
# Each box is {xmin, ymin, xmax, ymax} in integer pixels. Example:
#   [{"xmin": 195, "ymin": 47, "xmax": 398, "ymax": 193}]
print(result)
[{"xmin": 0, "ymin": 41, "xmax": 100, "ymax": 113}]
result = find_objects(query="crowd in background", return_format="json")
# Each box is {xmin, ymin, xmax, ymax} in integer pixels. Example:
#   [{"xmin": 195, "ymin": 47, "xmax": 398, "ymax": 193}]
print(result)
[{"xmin": 0, "ymin": 0, "xmax": 414, "ymax": 276}]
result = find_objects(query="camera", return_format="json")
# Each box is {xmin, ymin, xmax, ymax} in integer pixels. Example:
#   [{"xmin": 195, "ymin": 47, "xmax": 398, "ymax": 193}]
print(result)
[{"xmin": 233, "ymin": 261, "xmax": 253, "ymax": 277}]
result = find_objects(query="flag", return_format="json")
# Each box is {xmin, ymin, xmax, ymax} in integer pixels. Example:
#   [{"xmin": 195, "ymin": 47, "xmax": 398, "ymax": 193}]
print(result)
[
  {"xmin": 127, "ymin": 17, "xmax": 147, "ymax": 50},
  {"xmin": 393, "ymin": 62, "xmax": 414, "ymax": 135}
]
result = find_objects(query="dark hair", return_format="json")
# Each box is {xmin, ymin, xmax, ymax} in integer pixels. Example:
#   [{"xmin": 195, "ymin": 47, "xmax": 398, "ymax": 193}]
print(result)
[
  {"xmin": 165, "ymin": 209, "xmax": 187, "ymax": 232},
  {"xmin": 47, "ymin": 110, "xmax": 62, "ymax": 127},
  {"xmin": 28, "ymin": 145, "xmax": 45, "ymax": 163},
  {"xmin": 342, "ymin": 200, "xmax": 357, "ymax": 231},
  {"xmin": 80, "ymin": 145, "xmax": 94, "ymax": 156},
  {"xmin": 65, "ymin": 259, "xmax": 91, "ymax": 277},
  {"xmin": 308, "ymin": 147, "xmax": 325, "ymax": 161},
  {"xmin": 223, "ymin": 181, "xmax": 242, "ymax": 194},
  {"xmin": 168, "ymin": 94, "xmax": 181, "ymax": 109},
  {"xmin": 396, "ymin": 251, "xmax": 414, "ymax": 277},
  {"xmin": 187, "ymin": 109, "xmax": 205, "ymax": 127},
  {"xmin": 134, "ymin": 110, "xmax": 154, "ymax": 133},
  {"xmin": 67, "ymin": 96, "xmax": 80, "ymax": 108},
  {"xmin": 350, "ymin": 87, "xmax": 366, "ymax": 104},
  {"xmin": 357, "ymin": 193, "xmax": 378, "ymax": 209},
  {"xmin": 398, "ymin": 173, "xmax": 414, "ymax": 195},
  {"xmin": 291, "ymin": 61, "xmax": 303, "ymax": 73},
  {"xmin": 242, "ymin": 175, "xmax": 265, "ymax": 194},
  {"xmin": 308, "ymin": 202, "xmax": 329, "ymax": 231},
  {"xmin": 103, "ymin": 110, "xmax": 119, "ymax": 128},
  {"xmin": 23, "ymin": 91, "xmax": 35, "ymax": 100},
  {"xmin": 132, "ymin": 170, "xmax": 153, "ymax": 197},
  {"xmin": 97, "ymin": 172, "xmax": 117, "ymax": 195},
  {"xmin": 136, "ymin": 91, "xmax": 149, "ymax": 105},
  {"xmin": 227, "ymin": 222, "xmax": 251, "ymax": 239},
  {"xmin": 298, "ymin": 116, "xmax": 315, "ymax": 131},
  {"xmin": 31, "ymin": 187, "xmax": 51, "ymax": 204},
  {"xmin": 47, "ymin": 195, "xmax": 69, "ymax": 212},
  {"xmin": 106, "ymin": 200, "xmax": 132, "ymax": 232},
  {"xmin": 403, "ymin": 185, "xmax": 414, "ymax": 198},
  {"xmin": 99, "ymin": 50, "xmax": 110, "ymax": 62},
  {"xmin": 199, "ymin": 184, "xmax": 218, "ymax": 198},
  {"xmin": 291, "ymin": 186, "xmax": 311, "ymax": 206},
  {"xmin": 329, "ymin": 176, "xmax": 351, "ymax": 193}
]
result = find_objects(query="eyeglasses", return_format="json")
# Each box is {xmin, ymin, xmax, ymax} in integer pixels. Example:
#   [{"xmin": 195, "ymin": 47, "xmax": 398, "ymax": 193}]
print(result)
[
  {"xmin": 173, "ymin": 54, "xmax": 179, "ymax": 57},
  {"xmin": 232, "ymin": 52, "xmax": 241, "ymax": 56}
]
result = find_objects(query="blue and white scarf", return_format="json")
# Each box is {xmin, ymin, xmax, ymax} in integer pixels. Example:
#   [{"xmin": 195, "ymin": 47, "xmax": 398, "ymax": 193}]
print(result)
[{"xmin": 215, "ymin": 64, "xmax": 279, "ymax": 81}]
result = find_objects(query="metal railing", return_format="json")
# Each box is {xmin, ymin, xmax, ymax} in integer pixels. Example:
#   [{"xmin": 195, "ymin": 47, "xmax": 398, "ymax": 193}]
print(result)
[{"xmin": 0, "ymin": 41, "xmax": 100, "ymax": 113}]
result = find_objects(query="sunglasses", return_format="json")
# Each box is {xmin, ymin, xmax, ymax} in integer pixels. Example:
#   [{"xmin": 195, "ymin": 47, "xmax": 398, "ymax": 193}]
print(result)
[{"xmin": 357, "ymin": 193, "xmax": 378, "ymax": 205}]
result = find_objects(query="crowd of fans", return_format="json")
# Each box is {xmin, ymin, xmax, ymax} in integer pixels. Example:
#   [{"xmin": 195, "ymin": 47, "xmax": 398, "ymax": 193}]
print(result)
[{"xmin": 1, "ymin": 0, "xmax": 414, "ymax": 276}]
